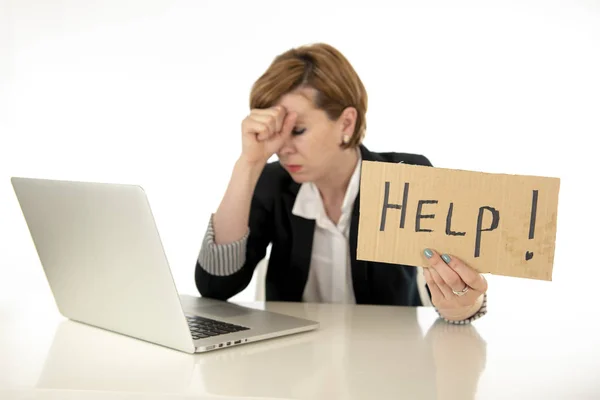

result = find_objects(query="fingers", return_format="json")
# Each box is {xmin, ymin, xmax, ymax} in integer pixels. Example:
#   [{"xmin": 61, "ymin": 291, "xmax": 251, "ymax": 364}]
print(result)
[
  {"xmin": 270, "ymin": 105, "xmax": 287, "ymax": 133},
  {"xmin": 424, "ymin": 267, "xmax": 454, "ymax": 300},
  {"xmin": 423, "ymin": 248, "xmax": 468, "ymax": 293},
  {"xmin": 250, "ymin": 114, "xmax": 277, "ymax": 139},
  {"xmin": 423, "ymin": 268, "xmax": 444, "ymax": 300},
  {"xmin": 245, "ymin": 106, "xmax": 293, "ymax": 141},
  {"xmin": 252, "ymin": 105, "xmax": 286, "ymax": 128},
  {"xmin": 243, "ymin": 119, "xmax": 272, "ymax": 141},
  {"xmin": 279, "ymin": 110, "xmax": 297, "ymax": 137},
  {"xmin": 442, "ymin": 254, "xmax": 488, "ymax": 293},
  {"xmin": 267, "ymin": 111, "xmax": 297, "ymax": 155},
  {"xmin": 252, "ymin": 106, "xmax": 286, "ymax": 133}
]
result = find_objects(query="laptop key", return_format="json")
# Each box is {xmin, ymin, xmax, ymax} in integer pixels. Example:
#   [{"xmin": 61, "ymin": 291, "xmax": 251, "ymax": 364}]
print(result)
[{"xmin": 186, "ymin": 314, "xmax": 250, "ymax": 339}]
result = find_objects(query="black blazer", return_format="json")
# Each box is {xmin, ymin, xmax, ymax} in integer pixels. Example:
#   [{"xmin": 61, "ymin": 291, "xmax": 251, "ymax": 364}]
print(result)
[{"xmin": 195, "ymin": 145, "xmax": 433, "ymax": 306}]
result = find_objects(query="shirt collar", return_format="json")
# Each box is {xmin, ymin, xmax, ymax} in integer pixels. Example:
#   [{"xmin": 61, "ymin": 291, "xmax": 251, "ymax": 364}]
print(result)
[{"xmin": 292, "ymin": 149, "xmax": 362, "ymax": 222}]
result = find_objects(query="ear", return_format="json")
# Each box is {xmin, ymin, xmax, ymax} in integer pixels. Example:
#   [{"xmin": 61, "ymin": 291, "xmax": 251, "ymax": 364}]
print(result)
[{"xmin": 339, "ymin": 107, "xmax": 357, "ymax": 139}]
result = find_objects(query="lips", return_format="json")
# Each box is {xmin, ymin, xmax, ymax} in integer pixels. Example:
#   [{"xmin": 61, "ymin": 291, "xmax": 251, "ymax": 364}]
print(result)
[{"xmin": 286, "ymin": 165, "xmax": 302, "ymax": 173}]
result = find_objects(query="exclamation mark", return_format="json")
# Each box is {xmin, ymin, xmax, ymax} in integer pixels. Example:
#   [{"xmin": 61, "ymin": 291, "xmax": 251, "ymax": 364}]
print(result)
[{"xmin": 525, "ymin": 190, "xmax": 538, "ymax": 261}]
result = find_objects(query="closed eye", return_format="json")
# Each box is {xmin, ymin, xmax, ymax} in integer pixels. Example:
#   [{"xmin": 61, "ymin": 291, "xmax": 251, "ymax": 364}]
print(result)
[{"xmin": 292, "ymin": 128, "xmax": 306, "ymax": 136}]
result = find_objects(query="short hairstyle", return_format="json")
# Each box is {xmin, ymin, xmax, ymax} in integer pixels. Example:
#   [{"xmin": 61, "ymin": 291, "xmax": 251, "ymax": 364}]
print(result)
[{"xmin": 249, "ymin": 42, "xmax": 368, "ymax": 148}]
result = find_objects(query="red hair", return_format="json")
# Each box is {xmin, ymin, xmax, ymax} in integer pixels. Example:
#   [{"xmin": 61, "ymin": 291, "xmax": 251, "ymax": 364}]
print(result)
[{"xmin": 249, "ymin": 43, "xmax": 368, "ymax": 148}]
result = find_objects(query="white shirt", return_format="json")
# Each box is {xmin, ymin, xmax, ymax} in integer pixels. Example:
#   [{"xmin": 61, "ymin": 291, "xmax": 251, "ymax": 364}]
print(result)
[{"xmin": 292, "ymin": 151, "xmax": 362, "ymax": 304}]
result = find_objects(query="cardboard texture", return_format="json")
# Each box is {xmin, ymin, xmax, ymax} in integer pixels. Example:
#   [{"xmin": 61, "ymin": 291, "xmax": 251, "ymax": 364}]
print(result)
[{"xmin": 357, "ymin": 161, "xmax": 560, "ymax": 281}]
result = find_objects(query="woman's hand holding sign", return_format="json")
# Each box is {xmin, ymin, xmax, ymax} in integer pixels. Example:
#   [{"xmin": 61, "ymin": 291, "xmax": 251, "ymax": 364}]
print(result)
[{"xmin": 422, "ymin": 248, "xmax": 488, "ymax": 322}]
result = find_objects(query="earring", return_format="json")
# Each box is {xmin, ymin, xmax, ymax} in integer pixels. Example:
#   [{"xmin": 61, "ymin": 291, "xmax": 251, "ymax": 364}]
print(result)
[{"xmin": 342, "ymin": 135, "xmax": 350, "ymax": 144}]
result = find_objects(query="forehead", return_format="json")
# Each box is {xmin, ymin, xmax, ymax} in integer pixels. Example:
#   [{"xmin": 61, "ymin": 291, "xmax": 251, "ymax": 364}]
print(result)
[{"xmin": 275, "ymin": 87, "xmax": 319, "ymax": 117}]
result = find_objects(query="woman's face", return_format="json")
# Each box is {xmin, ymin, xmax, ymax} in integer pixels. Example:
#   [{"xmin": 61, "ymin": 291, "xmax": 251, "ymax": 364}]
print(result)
[{"xmin": 275, "ymin": 87, "xmax": 355, "ymax": 184}]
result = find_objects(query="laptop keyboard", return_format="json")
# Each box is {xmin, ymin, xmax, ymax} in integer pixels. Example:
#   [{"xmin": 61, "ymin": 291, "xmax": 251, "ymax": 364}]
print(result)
[{"xmin": 186, "ymin": 315, "xmax": 250, "ymax": 340}]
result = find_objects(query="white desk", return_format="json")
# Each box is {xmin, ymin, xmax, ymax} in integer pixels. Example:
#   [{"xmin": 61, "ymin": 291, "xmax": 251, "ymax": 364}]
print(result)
[{"xmin": 1, "ymin": 294, "xmax": 599, "ymax": 399}]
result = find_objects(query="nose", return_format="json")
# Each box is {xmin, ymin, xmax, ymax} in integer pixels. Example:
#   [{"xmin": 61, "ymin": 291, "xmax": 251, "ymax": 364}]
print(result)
[{"xmin": 278, "ymin": 135, "xmax": 295, "ymax": 156}]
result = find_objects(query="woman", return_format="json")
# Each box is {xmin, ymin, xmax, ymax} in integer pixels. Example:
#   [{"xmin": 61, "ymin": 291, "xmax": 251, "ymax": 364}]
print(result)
[{"xmin": 195, "ymin": 43, "xmax": 487, "ymax": 324}]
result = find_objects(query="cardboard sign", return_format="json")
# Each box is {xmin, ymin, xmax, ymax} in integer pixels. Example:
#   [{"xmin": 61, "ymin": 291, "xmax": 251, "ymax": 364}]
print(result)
[{"xmin": 356, "ymin": 161, "xmax": 560, "ymax": 281}]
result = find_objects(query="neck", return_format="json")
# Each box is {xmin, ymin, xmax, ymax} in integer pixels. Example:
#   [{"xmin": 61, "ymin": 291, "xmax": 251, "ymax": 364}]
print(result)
[{"xmin": 315, "ymin": 148, "xmax": 359, "ymax": 204}]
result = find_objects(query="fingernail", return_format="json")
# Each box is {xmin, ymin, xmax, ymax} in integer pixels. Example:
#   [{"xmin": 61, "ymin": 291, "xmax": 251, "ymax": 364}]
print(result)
[
  {"xmin": 424, "ymin": 248, "xmax": 433, "ymax": 259},
  {"xmin": 442, "ymin": 254, "xmax": 451, "ymax": 263}
]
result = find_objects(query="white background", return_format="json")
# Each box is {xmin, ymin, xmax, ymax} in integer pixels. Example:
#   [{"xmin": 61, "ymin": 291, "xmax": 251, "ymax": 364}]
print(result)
[{"xmin": 1, "ymin": 0, "xmax": 599, "ymax": 311}]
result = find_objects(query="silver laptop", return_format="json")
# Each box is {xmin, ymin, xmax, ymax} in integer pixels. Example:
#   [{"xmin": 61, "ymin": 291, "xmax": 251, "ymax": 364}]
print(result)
[{"xmin": 11, "ymin": 177, "xmax": 319, "ymax": 354}]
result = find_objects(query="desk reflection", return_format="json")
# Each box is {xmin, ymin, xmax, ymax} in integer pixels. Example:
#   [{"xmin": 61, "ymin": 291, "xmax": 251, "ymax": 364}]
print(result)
[
  {"xmin": 35, "ymin": 319, "xmax": 195, "ymax": 392},
  {"xmin": 425, "ymin": 319, "xmax": 487, "ymax": 400},
  {"xmin": 35, "ymin": 303, "xmax": 486, "ymax": 399}
]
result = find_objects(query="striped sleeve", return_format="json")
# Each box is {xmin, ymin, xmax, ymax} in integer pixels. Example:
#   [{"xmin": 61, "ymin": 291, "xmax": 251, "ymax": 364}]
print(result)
[
  {"xmin": 197, "ymin": 214, "xmax": 249, "ymax": 276},
  {"xmin": 437, "ymin": 293, "xmax": 488, "ymax": 325}
]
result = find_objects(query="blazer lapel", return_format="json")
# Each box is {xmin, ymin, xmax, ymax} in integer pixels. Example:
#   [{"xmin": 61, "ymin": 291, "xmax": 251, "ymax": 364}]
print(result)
[
  {"xmin": 281, "ymin": 145, "xmax": 383, "ymax": 303},
  {"xmin": 282, "ymin": 181, "xmax": 315, "ymax": 301},
  {"xmin": 349, "ymin": 145, "xmax": 388, "ymax": 304},
  {"xmin": 347, "ymin": 145, "xmax": 374, "ymax": 304},
  {"xmin": 349, "ymin": 197, "xmax": 371, "ymax": 303}
]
